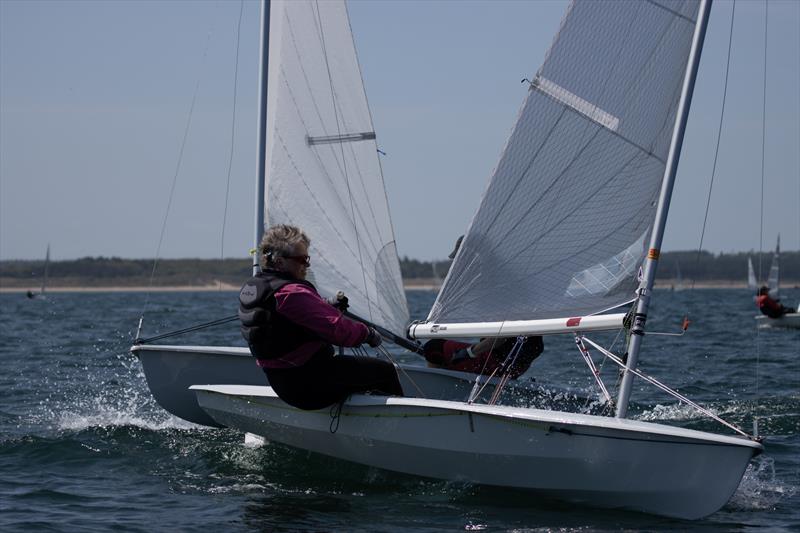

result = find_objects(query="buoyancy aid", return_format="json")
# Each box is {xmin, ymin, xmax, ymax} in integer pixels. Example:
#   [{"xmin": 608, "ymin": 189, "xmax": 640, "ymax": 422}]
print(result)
[
  {"xmin": 756, "ymin": 294, "xmax": 785, "ymax": 318},
  {"xmin": 422, "ymin": 336, "xmax": 544, "ymax": 378},
  {"xmin": 238, "ymin": 270, "xmax": 328, "ymax": 360}
]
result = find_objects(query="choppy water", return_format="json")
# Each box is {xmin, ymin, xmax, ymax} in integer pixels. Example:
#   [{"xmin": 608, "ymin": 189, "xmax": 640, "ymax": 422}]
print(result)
[{"xmin": 1, "ymin": 288, "xmax": 797, "ymax": 531}]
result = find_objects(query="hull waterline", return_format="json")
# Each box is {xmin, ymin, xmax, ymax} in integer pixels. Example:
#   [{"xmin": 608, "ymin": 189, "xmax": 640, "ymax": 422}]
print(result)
[
  {"xmin": 755, "ymin": 312, "xmax": 800, "ymax": 330},
  {"xmin": 193, "ymin": 384, "xmax": 762, "ymax": 520}
]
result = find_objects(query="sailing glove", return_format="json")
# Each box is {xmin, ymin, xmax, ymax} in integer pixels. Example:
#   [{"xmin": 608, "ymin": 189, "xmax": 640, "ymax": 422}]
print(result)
[
  {"xmin": 451, "ymin": 346, "xmax": 476, "ymax": 362},
  {"xmin": 327, "ymin": 291, "xmax": 349, "ymax": 312},
  {"xmin": 365, "ymin": 327, "xmax": 382, "ymax": 348}
]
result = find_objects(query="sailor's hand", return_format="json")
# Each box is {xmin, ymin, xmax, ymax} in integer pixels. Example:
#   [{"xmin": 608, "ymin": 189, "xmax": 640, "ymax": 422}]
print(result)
[
  {"xmin": 451, "ymin": 346, "xmax": 476, "ymax": 362},
  {"xmin": 327, "ymin": 291, "xmax": 350, "ymax": 312},
  {"xmin": 365, "ymin": 327, "xmax": 382, "ymax": 348}
]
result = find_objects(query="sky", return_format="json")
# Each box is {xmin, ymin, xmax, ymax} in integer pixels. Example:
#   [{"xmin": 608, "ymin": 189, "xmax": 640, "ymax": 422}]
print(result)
[{"xmin": 1, "ymin": 0, "xmax": 798, "ymax": 262}]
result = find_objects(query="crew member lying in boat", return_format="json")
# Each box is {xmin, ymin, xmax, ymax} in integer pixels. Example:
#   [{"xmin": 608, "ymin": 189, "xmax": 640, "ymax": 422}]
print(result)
[
  {"xmin": 756, "ymin": 285, "xmax": 795, "ymax": 318},
  {"xmin": 238, "ymin": 224, "xmax": 403, "ymax": 410},
  {"xmin": 422, "ymin": 336, "xmax": 544, "ymax": 378}
]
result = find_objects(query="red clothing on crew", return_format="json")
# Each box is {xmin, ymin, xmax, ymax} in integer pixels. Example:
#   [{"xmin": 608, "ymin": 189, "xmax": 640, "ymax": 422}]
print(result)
[
  {"xmin": 256, "ymin": 283, "xmax": 369, "ymax": 369},
  {"xmin": 756, "ymin": 293, "xmax": 788, "ymax": 318},
  {"xmin": 423, "ymin": 339, "xmax": 534, "ymax": 379}
]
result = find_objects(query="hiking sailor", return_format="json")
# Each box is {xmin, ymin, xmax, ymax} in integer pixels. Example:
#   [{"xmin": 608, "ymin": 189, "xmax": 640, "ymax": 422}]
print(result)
[{"xmin": 238, "ymin": 224, "xmax": 404, "ymax": 410}]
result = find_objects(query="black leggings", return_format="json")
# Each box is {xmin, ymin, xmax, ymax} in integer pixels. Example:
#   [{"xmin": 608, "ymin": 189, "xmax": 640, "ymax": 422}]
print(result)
[{"xmin": 265, "ymin": 353, "xmax": 403, "ymax": 410}]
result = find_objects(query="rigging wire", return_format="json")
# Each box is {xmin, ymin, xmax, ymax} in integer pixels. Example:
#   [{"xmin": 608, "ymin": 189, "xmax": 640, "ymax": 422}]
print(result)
[
  {"xmin": 758, "ymin": 1, "xmax": 769, "ymax": 286},
  {"xmin": 218, "ymin": 0, "xmax": 246, "ymax": 290},
  {"xmin": 467, "ymin": 323, "xmax": 506, "ymax": 404},
  {"xmin": 581, "ymin": 336, "xmax": 754, "ymax": 439},
  {"xmin": 488, "ymin": 336, "xmax": 526, "ymax": 405},
  {"xmin": 689, "ymin": 0, "xmax": 737, "ymax": 291},
  {"xmin": 375, "ymin": 345, "xmax": 426, "ymax": 397},
  {"xmin": 136, "ymin": 28, "xmax": 215, "ymax": 341},
  {"xmin": 573, "ymin": 335, "xmax": 614, "ymax": 405},
  {"xmin": 754, "ymin": 0, "xmax": 771, "ymax": 437},
  {"xmin": 135, "ymin": 315, "xmax": 239, "ymax": 345}
]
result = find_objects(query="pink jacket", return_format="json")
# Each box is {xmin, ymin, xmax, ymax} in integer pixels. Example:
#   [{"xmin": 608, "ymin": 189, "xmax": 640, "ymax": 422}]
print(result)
[{"xmin": 257, "ymin": 283, "xmax": 369, "ymax": 369}]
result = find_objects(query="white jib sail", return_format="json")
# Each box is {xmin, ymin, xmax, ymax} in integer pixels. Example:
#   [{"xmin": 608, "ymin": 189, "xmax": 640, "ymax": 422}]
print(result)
[
  {"xmin": 428, "ymin": 0, "xmax": 702, "ymax": 327},
  {"xmin": 263, "ymin": 0, "xmax": 409, "ymax": 334},
  {"xmin": 767, "ymin": 235, "xmax": 780, "ymax": 299}
]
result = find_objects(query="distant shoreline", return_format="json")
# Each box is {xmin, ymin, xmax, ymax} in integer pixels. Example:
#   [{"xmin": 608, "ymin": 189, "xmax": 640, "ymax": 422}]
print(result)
[{"xmin": 2, "ymin": 280, "xmax": 791, "ymax": 294}]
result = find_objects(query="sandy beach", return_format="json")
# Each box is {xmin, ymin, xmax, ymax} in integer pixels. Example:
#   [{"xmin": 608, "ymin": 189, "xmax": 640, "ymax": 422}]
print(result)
[{"xmin": 0, "ymin": 283, "xmax": 242, "ymax": 293}]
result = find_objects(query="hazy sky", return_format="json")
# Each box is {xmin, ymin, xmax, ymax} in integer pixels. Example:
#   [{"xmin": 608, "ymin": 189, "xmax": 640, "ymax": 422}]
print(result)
[{"xmin": 1, "ymin": 0, "xmax": 798, "ymax": 262}]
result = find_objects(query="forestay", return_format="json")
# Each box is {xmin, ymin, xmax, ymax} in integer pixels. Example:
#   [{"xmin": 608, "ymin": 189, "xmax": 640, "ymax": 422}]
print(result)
[
  {"xmin": 429, "ymin": 0, "xmax": 701, "ymax": 325},
  {"xmin": 264, "ymin": 0, "xmax": 408, "ymax": 333}
]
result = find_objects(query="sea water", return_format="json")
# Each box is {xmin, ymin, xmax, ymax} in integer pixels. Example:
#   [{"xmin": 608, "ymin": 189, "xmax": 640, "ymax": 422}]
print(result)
[{"xmin": 1, "ymin": 288, "xmax": 797, "ymax": 531}]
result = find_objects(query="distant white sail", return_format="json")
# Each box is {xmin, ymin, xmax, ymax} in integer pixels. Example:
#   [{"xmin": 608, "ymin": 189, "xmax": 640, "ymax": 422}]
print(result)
[
  {"xmin": 430, "ymin": 0, "xmax": 702, "ymax": 324},
  {"xmin": 767, "ymin": 235, "xmax": 780, "ymax": 299},
  {"xmin": 41, "ymin": 243, "xmax": 50, "ymax": 295},
  {"xmin": 264, "ymin": 0, "xmax": 408, "ymax": 333},
  {"xmin": 747, "ymin": 257, "xmax": 757, "ymax": 291}
]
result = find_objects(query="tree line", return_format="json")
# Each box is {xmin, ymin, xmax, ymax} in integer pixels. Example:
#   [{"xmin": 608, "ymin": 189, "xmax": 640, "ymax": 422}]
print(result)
[{"xmin": 0, "ymin": 251, "xmax": 797, "ymax": 287}]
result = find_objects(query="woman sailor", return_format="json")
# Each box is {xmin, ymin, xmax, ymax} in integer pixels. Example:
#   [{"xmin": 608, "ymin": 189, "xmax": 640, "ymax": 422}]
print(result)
[{"xmin": 238, "ymin": 224, "xmax": 404, "ymax": 410}]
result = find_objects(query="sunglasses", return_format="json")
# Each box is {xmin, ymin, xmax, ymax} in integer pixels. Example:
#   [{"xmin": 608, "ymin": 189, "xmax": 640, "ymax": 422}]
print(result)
[{"xmin": 283, "ymin": 254, "xmax": 311, "ymax": 267}]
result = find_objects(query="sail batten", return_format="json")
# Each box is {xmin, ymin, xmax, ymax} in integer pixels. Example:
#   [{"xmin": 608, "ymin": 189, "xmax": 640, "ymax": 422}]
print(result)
[
  {"xmin": 429, "ymin": 0, "xmax": 701, "ymax": 324},
  {"xmin": 532, "ymin": 76, "xmax": 620, "ymax": 131}
]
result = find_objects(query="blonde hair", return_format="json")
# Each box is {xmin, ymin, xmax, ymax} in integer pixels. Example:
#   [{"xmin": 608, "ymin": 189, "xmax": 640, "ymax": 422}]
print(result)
[{"xmin": 260, "ymin": 224, "xmax": 310, "ymax": 269}]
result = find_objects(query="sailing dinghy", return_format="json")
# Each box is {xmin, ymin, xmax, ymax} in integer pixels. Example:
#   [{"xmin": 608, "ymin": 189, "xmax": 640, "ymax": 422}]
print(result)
[
  {"xmin": 130, "ymin": 0, "xmax": 512, "ymax": 428},
  {"xmin": 187, "ymin": 0, "xmax": 763, "ymax": 520},
  {"xmin": 26, "ymin": 244, "xmax": 49, "ymax": 299},
  {"xmin": 755, "ymin": 236, "xmax": 800, "ymax": 329}
]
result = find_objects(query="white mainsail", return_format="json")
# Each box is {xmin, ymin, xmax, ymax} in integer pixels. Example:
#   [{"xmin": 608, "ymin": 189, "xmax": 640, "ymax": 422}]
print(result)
[
  {"xmin": 428, "ymin": 0, "xmax": 702, "ymax": 326},
  {"xmin": 41, "ymin": 243, "xmax": 50, "ymax": 295},
  {"xmin": 263, "ymin": 0, "xmax": 408, "ymax": 334},
  {"xmin": 747, "ymin": 256, "xmax": 757, "ymax": 291}
]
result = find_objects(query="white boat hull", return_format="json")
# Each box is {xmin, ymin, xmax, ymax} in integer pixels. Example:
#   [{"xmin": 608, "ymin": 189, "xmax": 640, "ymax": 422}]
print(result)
[
  {"xmin": 755, "ymin": 312, "xmax": 800, "ymax": 329},
  {"xmin": 131, "ymin": 344, "xmax": 505, "ymax": 426},
  {"xmin": 192, "ymin": 384, "xmax": 762, "ymax": 520}
]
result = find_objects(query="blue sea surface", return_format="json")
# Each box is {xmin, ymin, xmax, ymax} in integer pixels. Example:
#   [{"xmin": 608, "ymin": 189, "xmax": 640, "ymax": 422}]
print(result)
[{"xmin": 1, "ymin": 288, "xmax": 797, "ymax": 531}]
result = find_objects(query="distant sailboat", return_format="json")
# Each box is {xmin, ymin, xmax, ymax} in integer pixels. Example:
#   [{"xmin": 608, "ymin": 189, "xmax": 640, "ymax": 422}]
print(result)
[
  {"xmin": 26, "ymin": 244, "xmax": 49, "ymax": 299},
  {"xmin": 674, "ymin": 261, "xmax": 685, "ymax": 291},
  {"xmin": 766, "ymin": 235, "xmax": 780, "ymax": 299},
  {"xmin": 755, "ymin": 236, "xmax": 800, "ymax": 329}
]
